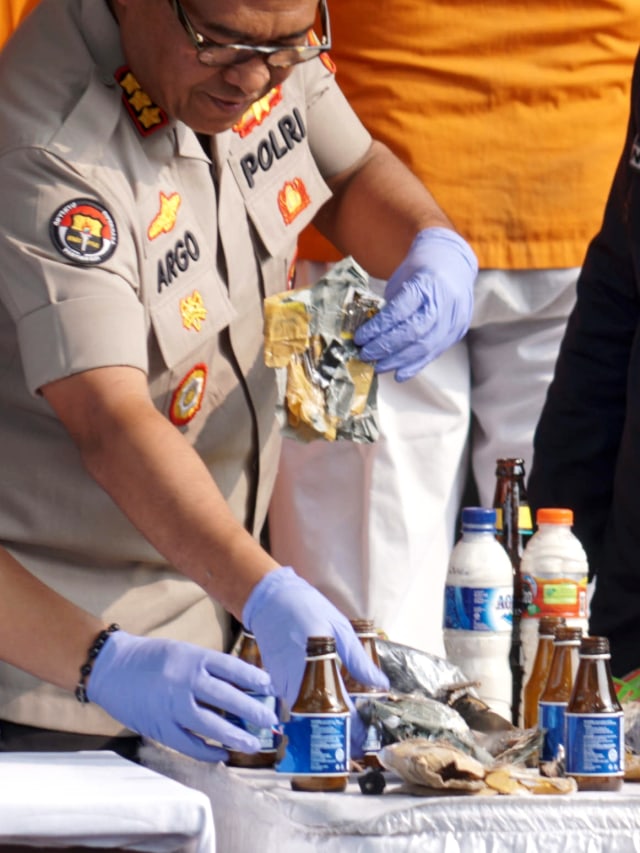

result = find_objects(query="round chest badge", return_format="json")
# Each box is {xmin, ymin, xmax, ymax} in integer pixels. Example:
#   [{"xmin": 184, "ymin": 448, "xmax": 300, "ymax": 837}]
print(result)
[
  {"xmin": 170, "ymin": 364, "xmax": 208, "ymax": 427},
  {"xmin": 49, "ymin": 198, "xmax": 118, "ymax": 264}
]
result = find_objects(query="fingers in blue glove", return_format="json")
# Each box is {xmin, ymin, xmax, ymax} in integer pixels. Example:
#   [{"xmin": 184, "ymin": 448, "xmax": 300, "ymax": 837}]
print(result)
[
  {"xmin": 354, "ymin": 278, "xmax": 435, "ymax": 352},
  {"xmin": 243, "ymin": 567, "xmax": 389, "ymax": 711},
  {"xmin": 86, "ymin": 631, "xmax": 278, "ymax": 764},
  {"xmin": 352, "ymin": 226, "xmax": 476, "ymax": 382}
]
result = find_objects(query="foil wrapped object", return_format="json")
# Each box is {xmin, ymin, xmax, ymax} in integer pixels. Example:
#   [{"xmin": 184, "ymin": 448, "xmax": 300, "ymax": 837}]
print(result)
[{"xmin": 263, "ymin": 257, "xmax": 384, "ymax": 443}]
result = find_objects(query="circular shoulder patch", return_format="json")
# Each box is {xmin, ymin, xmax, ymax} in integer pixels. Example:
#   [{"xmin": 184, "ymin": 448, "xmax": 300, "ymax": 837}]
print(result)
[
  {"xmin": 49, "ymin": 198, "xmax": 118, "ymax": 265},
  {"xmin": 169, "ymin": 364, "xmax": 208, "ymax": 426}
]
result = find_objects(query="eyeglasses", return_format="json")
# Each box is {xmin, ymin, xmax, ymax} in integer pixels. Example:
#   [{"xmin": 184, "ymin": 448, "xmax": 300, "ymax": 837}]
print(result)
[{"xmin": 171, "ymin": 0, "xmax": 332, "ymax": 69}]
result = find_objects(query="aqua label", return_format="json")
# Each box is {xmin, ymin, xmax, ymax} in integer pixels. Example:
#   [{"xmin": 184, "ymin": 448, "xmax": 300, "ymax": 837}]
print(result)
[
  {"xmin": 444, "ymin": 585, "xmax": 513, "ymax": 632},
  {"xmin": 565, "ymin": 712, "xmax": 624, "ymax": 776},
  {"xmin": 276, "ymin": 713, "xmax": 350, "ymax": 775}
]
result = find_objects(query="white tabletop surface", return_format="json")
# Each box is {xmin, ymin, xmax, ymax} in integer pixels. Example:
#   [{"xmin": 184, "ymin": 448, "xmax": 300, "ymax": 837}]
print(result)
[
  {"xmin": 142, "ymin": 743, "xmax": 640, "ymax": 853},
  {"xmin": 0, "ymin": 750, "xmax": 215, "ymax": 852}
]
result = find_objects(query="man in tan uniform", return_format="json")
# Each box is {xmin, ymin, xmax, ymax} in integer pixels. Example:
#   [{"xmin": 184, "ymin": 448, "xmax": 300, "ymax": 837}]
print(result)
[{"xmin": 0, "ymin": 0, "xmax": 476, "ymax": 757}]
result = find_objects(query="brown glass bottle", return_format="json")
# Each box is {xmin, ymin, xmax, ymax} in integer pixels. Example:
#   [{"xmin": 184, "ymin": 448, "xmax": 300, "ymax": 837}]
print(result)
[
  {"xmin": 290, "ymin": 636, "xmax": 350, "ymax": 792},
  {"xmin": 341, "ymin": 619, "xmax": 383, "ymax": 694},
  {"xmin": 565, "ymin": 636, "xmax": 624, "ymax": 791},
  {"xmin": 341, "ymin": 619, "xmax": 387, "ymax": 769},
  {"xmin": 493, "ymin": 458, "xmax": 533, "ymax": 725},
  {"xmin": 538, "ymin": 625, "xmax": 582, "ymax": 765},
  {"xmin": 523, "ymin": 616, "xmax": 566, "ymax": 729},
  {"xmin": 226, "ymin": 629, "xmax": 278, "ymax": 769}
]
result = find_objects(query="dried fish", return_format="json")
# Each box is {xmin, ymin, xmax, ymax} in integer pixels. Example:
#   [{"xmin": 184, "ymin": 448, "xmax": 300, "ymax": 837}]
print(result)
[
  {"xmin": 475, "ymin": 727, "xmax": 544, "ymax": 766},
  {"xmin": 356, "ymin": 692, "xmax": 495, "ymax": 766},
  {"xmin": 379, "ymin": 738, "xmax": 487, "ymax": 792},
  {"xmin": 378, "ymin": 738, "xmax": 577, "ymax": 796},
  {"xmin": 375, "ymin": 638, "xmax": 514, "ymax": 733}
]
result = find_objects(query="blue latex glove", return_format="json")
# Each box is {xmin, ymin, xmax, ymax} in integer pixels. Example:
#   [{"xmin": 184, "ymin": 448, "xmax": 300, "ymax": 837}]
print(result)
[
  {"xmin": 242, "ymin": 566, "xmax": 390, "ymax": 754},
  {"xmin": 87, "ymin": 630, "xmax": 278, "ymax": 762},
  {"xmin": 355, "ymin": 227, "xmax": 477, "ymax": 381}
]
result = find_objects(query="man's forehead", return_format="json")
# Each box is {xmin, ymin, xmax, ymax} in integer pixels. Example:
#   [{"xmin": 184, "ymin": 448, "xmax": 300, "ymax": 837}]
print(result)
[{"xmin": 191, "ymin": 0, "xmax": 318, "ymax": 33}]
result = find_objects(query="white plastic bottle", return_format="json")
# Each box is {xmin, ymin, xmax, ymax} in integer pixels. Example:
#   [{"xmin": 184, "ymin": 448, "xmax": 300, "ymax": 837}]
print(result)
[
  {"xmin": 443, "ymin": 507, "xmax": 514, "ymax": 720},
  {"xmin": 520, "ymin": 508, "xmax": 589, "ymax": 697}
]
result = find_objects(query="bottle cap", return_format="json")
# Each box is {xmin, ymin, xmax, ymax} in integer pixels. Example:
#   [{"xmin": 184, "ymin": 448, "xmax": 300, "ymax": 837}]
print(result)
[
  {"xmin": 580, "ymin": 636, "xmax": 610, "ymax": 656},
  {"xmin": 536, "ymin": 508, "xmax": 574, "ymax": 526},
  {"xmin": 461, "ymin": 507, "xmax": 496, "ymax": 531},
  {"xmin": 349, "ymin": 618, "xmax": 376, "ymax": 635},
  {"xmin": 553, "ymin": 625, "xmax": 583, "ymax": 644},
  {"xmin": 538, "ymin": 615, "xmax": 567, "ymax": 636},
  {"xmin": 495, "ymin": 457, "xmax": 525, "ymax": 473},
  {"xmin": 305, "ymin": 636, "xmax": 336, "ymax": 655}
]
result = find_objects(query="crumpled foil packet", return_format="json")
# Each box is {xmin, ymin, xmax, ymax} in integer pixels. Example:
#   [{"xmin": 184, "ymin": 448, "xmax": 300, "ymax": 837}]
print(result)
[{"xmin": 263, "ymin": 257, "xmax": 384, "ymax": 443}]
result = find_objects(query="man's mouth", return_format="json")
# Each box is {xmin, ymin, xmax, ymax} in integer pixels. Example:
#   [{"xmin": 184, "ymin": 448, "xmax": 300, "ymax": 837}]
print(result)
[{"xmin": 208, "ymin": 94, "xmax": 255, "ymax": 116}]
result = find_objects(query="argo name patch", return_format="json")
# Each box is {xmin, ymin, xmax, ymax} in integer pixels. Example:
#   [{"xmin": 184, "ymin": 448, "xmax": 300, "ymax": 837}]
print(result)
[{"xmin": 49, "ymin": 198, "xmax": 118, "ymax": 265}]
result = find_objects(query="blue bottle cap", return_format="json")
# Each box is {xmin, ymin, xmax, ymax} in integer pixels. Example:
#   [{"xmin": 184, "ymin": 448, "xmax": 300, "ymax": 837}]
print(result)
[{"xmin": 461, "ymin": 507, "xmax": 496, "ymax": 532}]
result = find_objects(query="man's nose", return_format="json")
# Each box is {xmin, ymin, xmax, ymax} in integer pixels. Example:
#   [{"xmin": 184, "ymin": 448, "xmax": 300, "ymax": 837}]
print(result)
[{"xmin": 222, "ymin": 55, "xmax": 273, "ymax": 96}]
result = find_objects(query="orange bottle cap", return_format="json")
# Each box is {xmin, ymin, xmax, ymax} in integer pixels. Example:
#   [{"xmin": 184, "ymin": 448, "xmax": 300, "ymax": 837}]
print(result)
[{"xmin": 536, "ymin": 507, "xmax": 574, "ymax": 525}]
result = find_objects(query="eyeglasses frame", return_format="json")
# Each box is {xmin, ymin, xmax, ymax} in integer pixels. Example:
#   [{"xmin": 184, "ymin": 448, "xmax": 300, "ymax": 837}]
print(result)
[{"xmin": 170, "ymin": 0, "xmax": 332, "ymax": 68}]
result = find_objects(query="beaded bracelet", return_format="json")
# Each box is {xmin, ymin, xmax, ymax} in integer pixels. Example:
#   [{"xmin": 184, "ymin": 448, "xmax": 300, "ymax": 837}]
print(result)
[{"xmin": 75, "ymin": 623, "xmax": 120, "ymax": 704}]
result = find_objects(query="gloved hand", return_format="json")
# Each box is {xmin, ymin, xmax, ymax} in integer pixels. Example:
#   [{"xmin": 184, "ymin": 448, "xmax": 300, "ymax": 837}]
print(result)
[
  {"xmin": 87, "ymin": 630, "xmax": 278, "ymax": 762},
  {"xmin": 354, "ymin": 227, "xmax": 477, "ymax": 382},
  {"xmin": 242, "ymin": 566, "xmax": 390, "ymax": 754}
]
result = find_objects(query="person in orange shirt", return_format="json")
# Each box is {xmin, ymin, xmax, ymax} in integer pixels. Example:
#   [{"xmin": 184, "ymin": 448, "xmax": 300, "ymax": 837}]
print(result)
[
  {"xmin": 0, "ymin": 0, "xmax": 38, "ymax": 47},
  {"xmin": 269, "ymin": 1, "xmax": 640, "ymax": 657}
]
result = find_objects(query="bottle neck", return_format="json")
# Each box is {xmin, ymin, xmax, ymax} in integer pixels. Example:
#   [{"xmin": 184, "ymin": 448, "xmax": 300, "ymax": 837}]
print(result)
[{"xmin": 462, "ymin": 527, "xmax": 496, "ymax": 539}]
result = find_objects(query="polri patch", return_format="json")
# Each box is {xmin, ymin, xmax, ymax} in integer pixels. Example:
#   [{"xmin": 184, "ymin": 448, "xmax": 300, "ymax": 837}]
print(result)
[
  {"xmin": 169, "ymin": 363, "xmax": 208, "ymax": 426},
  {"xmin": 49, "ymin": 198, "xmax": 118, "ymax": 264}
]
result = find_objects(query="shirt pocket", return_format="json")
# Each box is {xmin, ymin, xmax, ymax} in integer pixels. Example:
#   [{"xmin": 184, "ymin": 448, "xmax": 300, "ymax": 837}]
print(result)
[
  {"xmin": 148, "ymin": 264, "xmax": 235, "ymax": 419},
  {"xmin": 150, "ymin": 265, "xmax": 234, "ymax": 370},
  {"xmin": 228, "ymin": 140, "xmax": 331, "ymax": 295}
]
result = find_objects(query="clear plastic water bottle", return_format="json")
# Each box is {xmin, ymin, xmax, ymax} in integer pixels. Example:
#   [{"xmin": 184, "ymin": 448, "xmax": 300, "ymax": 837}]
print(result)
[
  {"xmin": 520, "ymin": 508, "xmax": 589, "ymax": 697},
  {"xmin": 443, "ymin": 507, "xmax": 514, "ymax": 720}
]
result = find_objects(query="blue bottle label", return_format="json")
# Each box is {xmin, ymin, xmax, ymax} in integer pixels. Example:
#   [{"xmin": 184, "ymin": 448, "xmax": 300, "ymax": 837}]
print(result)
[
  {"xmin": 565, "ymin": 712, "xmax": 624, "ymax": 776},
  {"xmin": 362, "ymin": 722, "xmax": 382, "ymax": 754},
  {"xmin": 225, "ymin": 694, "xmax": 279, "ymax": 751},
  {"xmin": 539, "ymin": 701, "xmax": 567, "ymax": 762},
  {"xmin": 444, "ymin": 585, "xmax": 513, "ymax": 631},
  {"xmin": 276, "ymin": 713, "xmax": 350, "ymax": 775},
  {"xmin": 351, "ymin": 692, "xmax": 385, "ymax": 755}
]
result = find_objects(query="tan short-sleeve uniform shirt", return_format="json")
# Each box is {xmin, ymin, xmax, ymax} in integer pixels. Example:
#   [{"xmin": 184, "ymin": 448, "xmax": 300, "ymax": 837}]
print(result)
[{"xmin": 0, "ymin": 0, "xmax": 371, "ymax": 734}]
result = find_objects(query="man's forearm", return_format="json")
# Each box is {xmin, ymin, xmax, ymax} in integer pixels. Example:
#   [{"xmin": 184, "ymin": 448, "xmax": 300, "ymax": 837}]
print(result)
[
  {"xmin": 314, "ymin": 139, "xmax": 454, "ymax": 279},
  {"xmin": 0, "ymin": 547, "xmax": 104, "ymax": 691},
  {"xmin": 42, "ymin": 366, "xmax": 278, "ymax": 618}
]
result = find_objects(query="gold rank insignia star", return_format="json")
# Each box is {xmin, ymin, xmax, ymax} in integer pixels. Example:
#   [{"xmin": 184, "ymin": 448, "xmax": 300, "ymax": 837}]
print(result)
[
  {"xmin": 148, "ymin": 192, "xmax": 182, "ymax": 240},
  {"xmin": 180, "ymin": 290, "xmax": 208, "ymax": 332},
  {"xmin": 115, "ymin": 66, "xmax": 169, "ymax": 137}
]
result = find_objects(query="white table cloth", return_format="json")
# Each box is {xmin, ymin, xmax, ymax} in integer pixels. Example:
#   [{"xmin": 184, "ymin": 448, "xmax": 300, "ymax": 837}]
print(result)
[
  {"xmin": 0, "ymin": 751, "xmax": 215, "ymax": 852},
  {"xmin": 142, "ymin": 743, "xmax": 640, "ymax": 853}
]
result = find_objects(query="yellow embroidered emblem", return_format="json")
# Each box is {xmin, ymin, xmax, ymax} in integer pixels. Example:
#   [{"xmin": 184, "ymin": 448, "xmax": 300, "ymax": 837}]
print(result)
[
  {"xmin": 115, "ymin": 66, "xmax": 169, "ymax": 136},
  {"xmin": 180, "ymin": 290, "xmax": 208, "ymax": 332},
  {"xmin": 278, "ymin": 178, "xmax": 311, "ymax": 226},
  {"xmin": 148, "ymin": 192, "xmax": 182, "ymax": 240},
  {"xmin": 233, "ymin": 86, "xmax": 283, "ymax": 138},
  {"xmin": 169, "ymin": 364, "xmax": 208, "ymax": 426}
]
